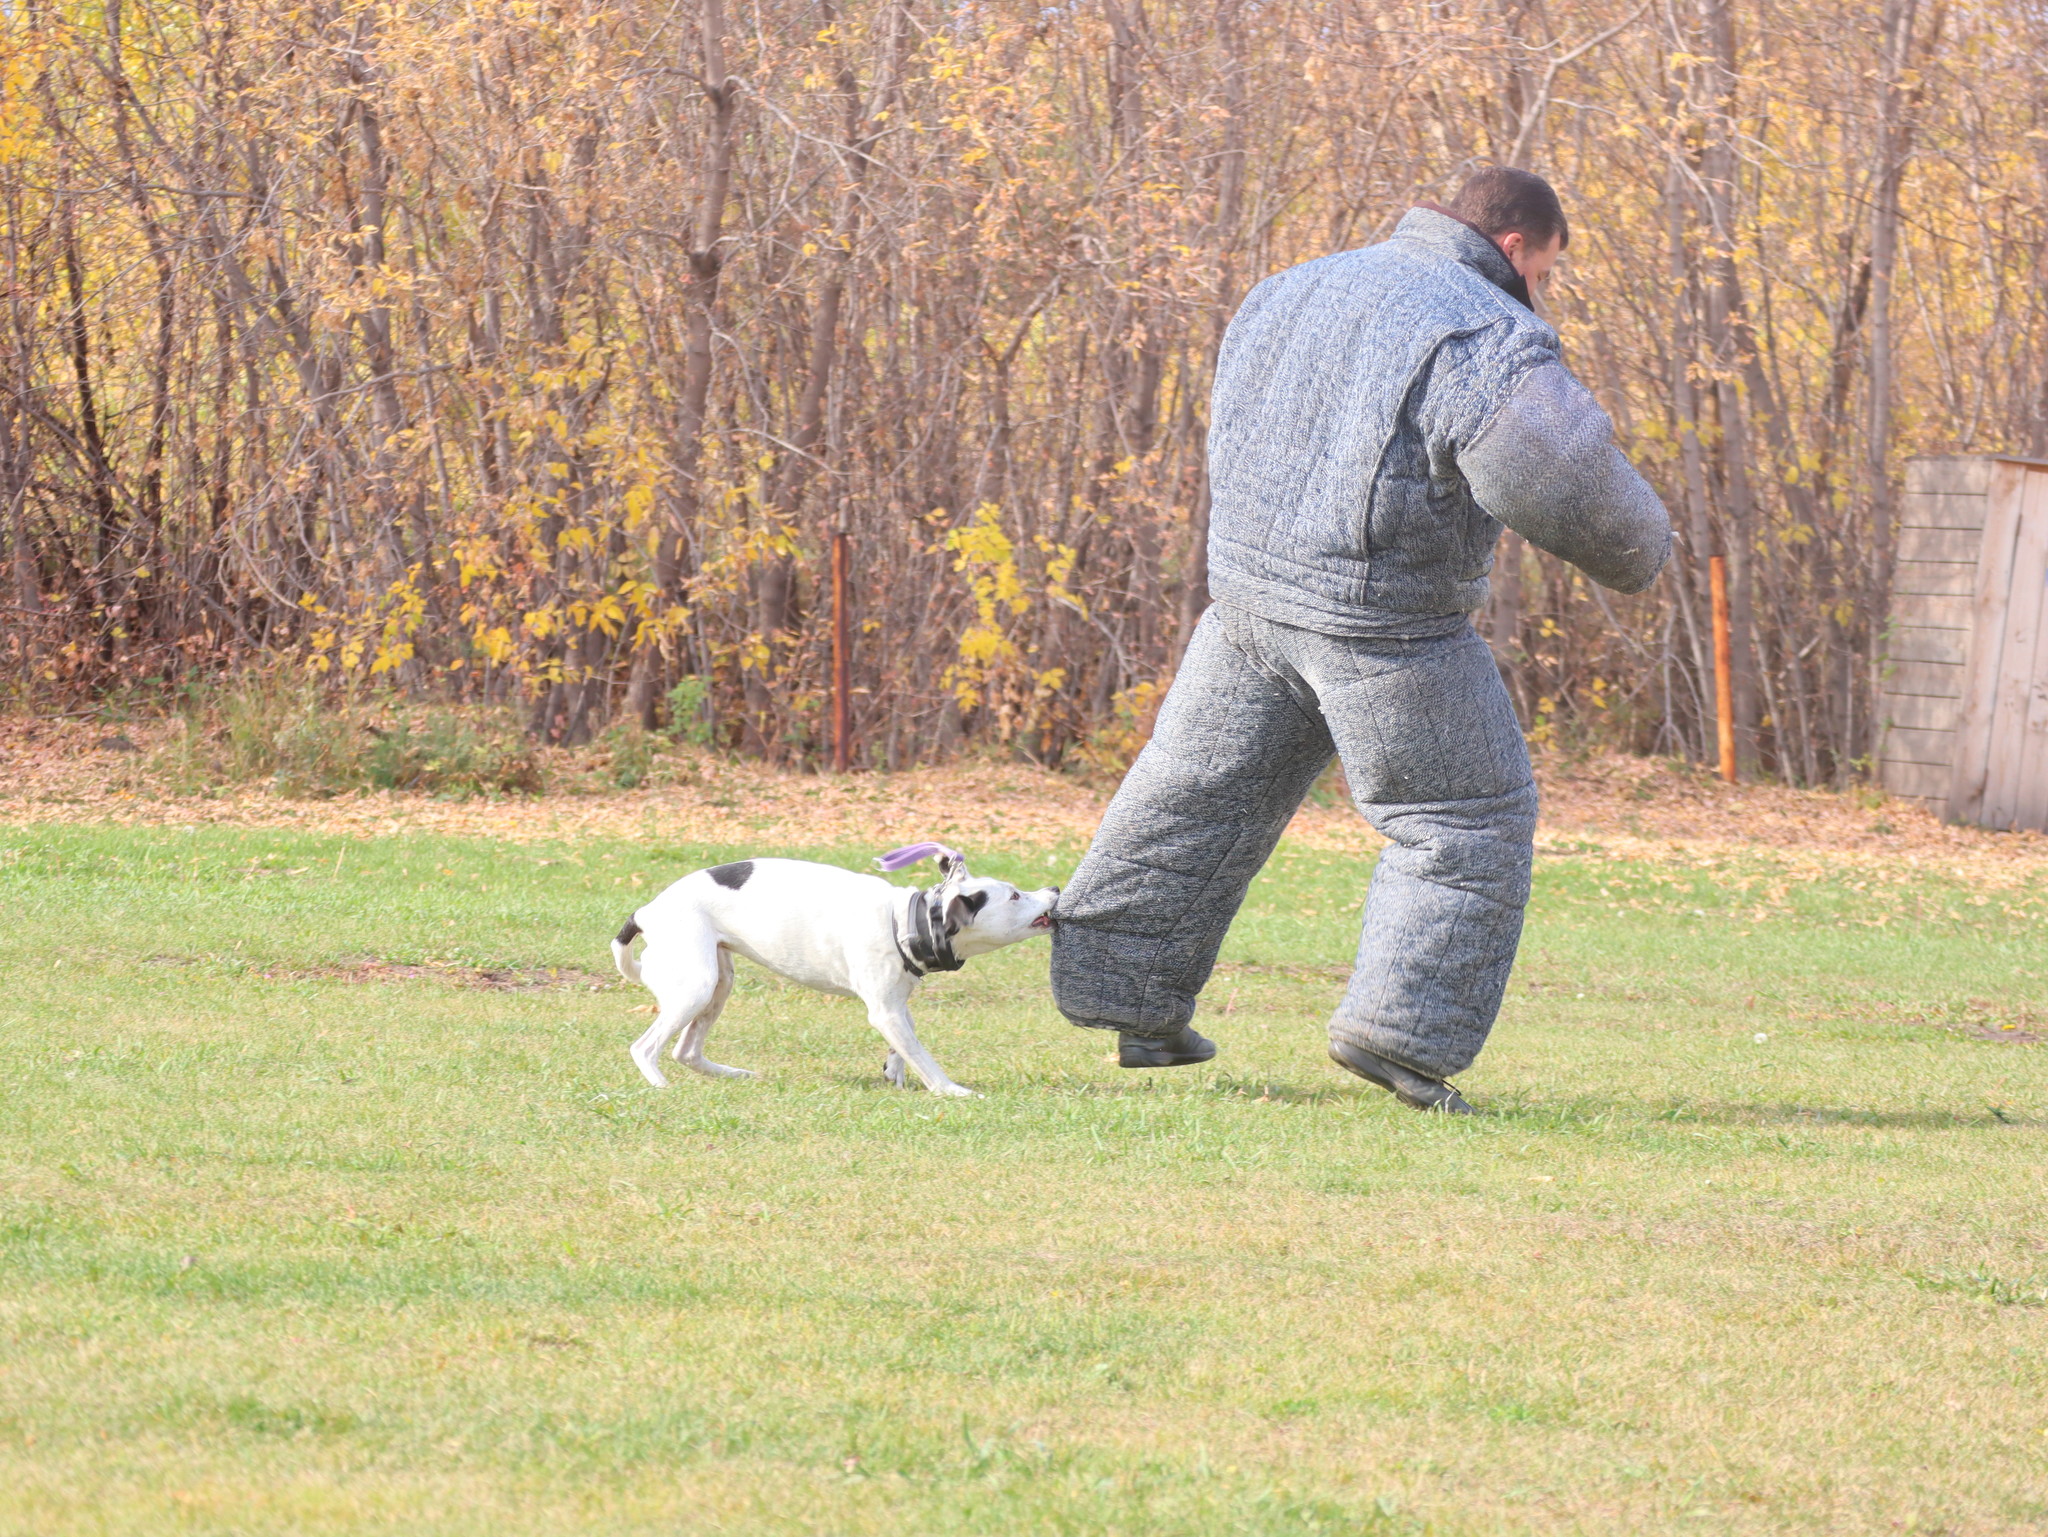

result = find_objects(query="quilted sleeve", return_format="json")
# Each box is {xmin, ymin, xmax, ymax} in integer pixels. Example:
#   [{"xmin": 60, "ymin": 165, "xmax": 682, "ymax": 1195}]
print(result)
[{"xmin": 1457, "ymin": 360, "xmax": 1672, "ymax": 595}]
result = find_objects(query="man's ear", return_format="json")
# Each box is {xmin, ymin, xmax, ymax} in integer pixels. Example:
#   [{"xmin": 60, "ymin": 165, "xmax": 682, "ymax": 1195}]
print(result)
[{"xmin": 943, "ymin": 889, "xmax": 988, "ymax": 935}]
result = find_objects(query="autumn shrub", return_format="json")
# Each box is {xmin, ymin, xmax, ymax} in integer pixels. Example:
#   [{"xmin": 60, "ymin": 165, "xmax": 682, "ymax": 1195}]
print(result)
[
  {"xmin": 1068, "ymin": 680, "xmax": 1167, "ymax": 782},
  {"xmin": 597, "ymin": 722, "xmax": 664, "ymax": 791},
  {"xmin": 153, "ymin": 674, "xmax": 360, "ymax": 794},
  {"xmin": 662, "ymin": 677, "xmax": 716, "ymax": 748},
  {"xmin": 354, "ymin": 713, "xmax": 545, "ymax": 798},
  {"xmin": 154, "ymin": 675, "xmax": 542, "ymax": 799}
]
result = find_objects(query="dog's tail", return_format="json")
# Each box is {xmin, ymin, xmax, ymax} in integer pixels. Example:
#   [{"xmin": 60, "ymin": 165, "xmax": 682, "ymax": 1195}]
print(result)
[{"xmin": 611, "ymin": 915, "xmax": 644, "ymax": 984}]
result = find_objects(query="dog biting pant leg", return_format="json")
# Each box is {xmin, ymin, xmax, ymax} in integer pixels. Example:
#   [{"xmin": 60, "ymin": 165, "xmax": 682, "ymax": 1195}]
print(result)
[
  {"xmin": 1051, "ymin": 606, "xmax": 1335, "ymax": 1039},
  {"xmin": 1054, "ymin": 604, "xmax": 1536, "ymax": 1081}
]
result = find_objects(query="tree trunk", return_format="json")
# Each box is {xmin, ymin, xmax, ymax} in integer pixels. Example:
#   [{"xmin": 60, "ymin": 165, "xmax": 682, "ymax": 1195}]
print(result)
[
  {"xmin": 1175, "ymin": 0, "xmax": 1245, "ymax": 663},
  {"xmin": 630, "ymin": 0, "xmax": 740, "ymax": 729}
]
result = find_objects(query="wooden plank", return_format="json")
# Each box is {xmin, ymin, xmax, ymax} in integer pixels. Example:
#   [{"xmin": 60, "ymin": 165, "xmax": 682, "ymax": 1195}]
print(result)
[
  {"xmin": 1884, "ymin": 626, "xmax": 1970, "ymax": 667},
  {"xmin": 1906, "ymin": 456, "xmax": 1992, "ymax": 496},
  {"xmin": 1880, "ymin": 692, "xmax": 1959, "ymax": 732},
  {"xmin": 1881, "ymin": 754, "xmax": 1951, "ymax": 784},
  {"xmin": 1889, "ymin": 593, "xmax": 1973, "ymax": 633},
  {"xmin": 1897, "ymin": 527, "xmax": 1985, "ymax": 565},
  {"xmin": 2008, "ymin": 469, "xmax": 2048, "ymax": 832},
  {"xmin": 1979, "ymin": 466, "xmax": 2048, "ymax": 829},
  {"xmin": 1880, "ymin": 657, "xmax": 1965, "ymax": 700},
  {"xmin": 1878, "ymin": 758, "xmax": 1951, "ymax": 801},
  {"xmin": 2013, "ymin": 596, "xmax": 2048, "ymax": 831},
  {"xmin": 1881, "ymin": 736, "xmax": 1954, "ymax": 766},
  {"xmin": 1893, "ymin": 561, "xmax": 1982, "ymax": 599},
  {"xmin": 1949, "ymin": 459, "xmax": 2029, "ymax": 823},
  {"xmin": 1898, "ymin": 492, "xmax": 1990, "ymax": 532},
  {"xmin": 1883, "ymin": 751, "xmax": 1956, "ymax": 774},
  {"xmin": 1886, "ymin": 724, "xmax": 1957, "ymax": 766}
]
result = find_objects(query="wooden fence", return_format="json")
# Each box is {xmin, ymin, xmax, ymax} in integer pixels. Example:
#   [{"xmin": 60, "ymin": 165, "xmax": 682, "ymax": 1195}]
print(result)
[{"xmin": 1880, "ymin": 455, "xmax": 2048, "ymax": 829}]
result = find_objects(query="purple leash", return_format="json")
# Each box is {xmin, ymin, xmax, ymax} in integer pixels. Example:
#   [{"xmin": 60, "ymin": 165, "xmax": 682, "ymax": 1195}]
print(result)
[
  {"xmin": 877, "ymin": 842, "xmax": 969, "ymax": 975},
  {"xmin": 876, "ymin": 841, "xmax": 963, "ymax": 873}
]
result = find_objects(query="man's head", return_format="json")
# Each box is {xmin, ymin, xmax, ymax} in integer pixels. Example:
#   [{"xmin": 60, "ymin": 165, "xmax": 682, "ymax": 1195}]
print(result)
[{"xmin": 1448, "ymin": 166, "xmax": 1568, "ymax": 288}]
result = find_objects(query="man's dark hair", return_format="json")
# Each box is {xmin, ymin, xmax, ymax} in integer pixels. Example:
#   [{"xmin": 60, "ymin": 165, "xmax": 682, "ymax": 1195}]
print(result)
[{"xmin": 1447, "ymin": 166, "xmax": 1569, "ymax": 250}]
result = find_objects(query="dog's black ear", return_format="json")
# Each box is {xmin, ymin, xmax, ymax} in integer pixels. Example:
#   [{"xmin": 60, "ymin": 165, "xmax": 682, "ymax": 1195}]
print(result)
[{"xmin": 943, "ymin": 889, "xmax": 988, "ymax": 934}]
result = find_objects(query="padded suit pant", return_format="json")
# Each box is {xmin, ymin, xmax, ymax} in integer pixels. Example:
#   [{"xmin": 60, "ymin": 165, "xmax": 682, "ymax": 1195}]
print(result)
[{"xmin": 1051, "ymin": 603, "xmax": 1537, "ymax": 1080}]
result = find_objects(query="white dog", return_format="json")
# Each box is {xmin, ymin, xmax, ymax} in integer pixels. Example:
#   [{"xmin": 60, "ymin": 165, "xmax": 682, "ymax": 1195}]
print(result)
[{"xmin": 611, "ymin": 843, "xmax": 1058, "ymax": 1097}]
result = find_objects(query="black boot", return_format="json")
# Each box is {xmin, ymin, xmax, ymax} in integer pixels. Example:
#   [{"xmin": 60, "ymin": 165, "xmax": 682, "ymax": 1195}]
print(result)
[
  {"xmin": 1328, "ymin": 1039, "xmax": 1473, "ymax": 1114},
  {"xmin": 1117, "ymin": 1025, "xmax": 1218, "ymax": 1068}
]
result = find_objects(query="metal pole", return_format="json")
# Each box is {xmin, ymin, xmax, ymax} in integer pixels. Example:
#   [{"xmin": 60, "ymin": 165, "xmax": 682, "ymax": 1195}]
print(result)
[
  {"xmin": 831, "ymin": 524, "xmax": 850, "ymax": 773},
  {"xmin": 1710, "ymin": 554, "xmax": 1737, "ymax": 783}
]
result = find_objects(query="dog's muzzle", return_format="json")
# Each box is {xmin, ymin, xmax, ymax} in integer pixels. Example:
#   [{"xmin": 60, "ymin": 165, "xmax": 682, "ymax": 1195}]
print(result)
[{"xmin": 1030, "ymin": 886, "xmax": 1060, "ymax": 928}]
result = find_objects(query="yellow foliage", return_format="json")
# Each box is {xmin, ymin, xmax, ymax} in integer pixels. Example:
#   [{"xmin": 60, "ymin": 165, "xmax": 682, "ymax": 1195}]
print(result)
[
  {"xmin": 941, "ymin": 503, "xmax": 1036, "ymax": 710},
  {"xmin": 11, "ymin": 0, "xmax": 2041, "ymax": 776}
]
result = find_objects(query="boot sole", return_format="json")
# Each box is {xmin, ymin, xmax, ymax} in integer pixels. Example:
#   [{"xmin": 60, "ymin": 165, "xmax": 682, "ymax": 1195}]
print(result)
[
  {"xmin": 1118, "ymin": 1046, "xmax": 1218, "ymax": 1068},
  {"xmin": 1327, "ymin": 1041, "xmax": 1395, "ymax": 1092},
  {"xmin": 1329, "ymin": 1042, "xmax": 1473, "ymax": 1114},
  {"xmin": 1119, "ymin": 1030, "xmax": 1218, "ymax": 1068}
]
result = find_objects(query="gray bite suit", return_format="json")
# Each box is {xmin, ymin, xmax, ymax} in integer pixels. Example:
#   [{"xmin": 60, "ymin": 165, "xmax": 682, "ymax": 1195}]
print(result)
[{"xmin": 1051, "ymin": 207, "xmax": 1671, "ymax": 1079}]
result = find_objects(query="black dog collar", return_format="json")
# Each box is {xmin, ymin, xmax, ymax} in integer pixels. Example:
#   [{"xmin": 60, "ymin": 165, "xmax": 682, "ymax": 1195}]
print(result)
[{"xmin": 895, "ymin": 886, "xmax": 964, "ymax": 977}]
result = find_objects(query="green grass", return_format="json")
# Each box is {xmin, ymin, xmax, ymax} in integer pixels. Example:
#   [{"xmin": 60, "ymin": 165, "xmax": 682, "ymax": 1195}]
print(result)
[{"xmin": 2, "ymin": 823, "xmax": 2045, "ymax": 1535}]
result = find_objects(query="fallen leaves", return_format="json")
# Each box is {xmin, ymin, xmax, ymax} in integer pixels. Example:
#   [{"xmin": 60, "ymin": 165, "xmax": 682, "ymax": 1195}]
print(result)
[{"xmin": 2, "ymin": 718, "xmax": 2044, "ymax": 894}]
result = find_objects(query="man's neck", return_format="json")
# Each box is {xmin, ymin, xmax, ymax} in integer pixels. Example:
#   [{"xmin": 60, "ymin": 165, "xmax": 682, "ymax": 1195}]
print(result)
[{"xmin": 1412, "ymin": 203, "xmax": 1534, "ymax": 311}]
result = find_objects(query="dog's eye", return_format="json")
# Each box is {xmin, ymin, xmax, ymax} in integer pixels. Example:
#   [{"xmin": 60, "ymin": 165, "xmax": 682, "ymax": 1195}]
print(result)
[{"xmin": 1010, "ymin": 891, "xmax": 1019, "ymax": 901}]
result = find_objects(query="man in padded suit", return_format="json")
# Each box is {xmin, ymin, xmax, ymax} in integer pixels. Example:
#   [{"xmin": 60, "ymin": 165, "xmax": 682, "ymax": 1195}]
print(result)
[{"xmin": 1050, "ymin": 167, "xmax": 1671, "ymax": 1113}]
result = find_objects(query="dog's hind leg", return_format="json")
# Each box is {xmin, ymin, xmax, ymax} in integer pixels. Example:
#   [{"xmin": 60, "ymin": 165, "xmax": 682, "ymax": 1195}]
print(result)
[
  {"xmin": 673, "ymin": 947, "xmax": 752, "ymax": 1079},
  {"xmin": 630, "ymin": 999, "xmax": 697, "ymax": 1090},
  {"xmin": 670, "ymin": 943, "xmax": 726, "ymax": 1060},
  {"xmin": 630, "ymin": 922, "xmax": 721, "ymax": 1089}
]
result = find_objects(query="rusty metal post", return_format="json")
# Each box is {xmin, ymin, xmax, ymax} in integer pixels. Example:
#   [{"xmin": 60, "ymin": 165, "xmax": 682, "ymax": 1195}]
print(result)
[
  {"xmin": 831, "ymin": 524, "xmax": 851, "ymax": 773},
  {"xmin": 1710, "ymin": 553, "xmax": 1737, "ymax": 783}
]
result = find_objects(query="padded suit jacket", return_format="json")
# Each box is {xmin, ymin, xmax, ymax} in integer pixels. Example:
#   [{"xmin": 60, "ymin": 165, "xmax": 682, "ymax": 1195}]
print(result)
[{"xmin": 1205, "ymin": 206, "xmax": 1671, "ymax": 636}]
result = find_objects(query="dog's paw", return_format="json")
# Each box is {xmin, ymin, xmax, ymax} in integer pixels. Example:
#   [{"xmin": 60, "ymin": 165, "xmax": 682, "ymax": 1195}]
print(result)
[
  {"xmin": 630, "ymin": 1049, "xmax": 670, "ymax": 1089},
  {"xmin": 691, "ymin": 1059, "xmax": 755, "ymax": 1080},
  {"xmin": 882, "ymin": 1051, "xmax": 907, "ymax": 1088},
  {"xmin": 930, "ymin": 1082, "xmax": 978, "ymax": 1099}
]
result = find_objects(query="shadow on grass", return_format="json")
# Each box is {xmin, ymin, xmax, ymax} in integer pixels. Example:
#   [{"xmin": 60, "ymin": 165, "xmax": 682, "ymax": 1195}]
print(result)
[
  {"xmin": 1209, "ymin": 1077, "xmax": 1346, "ymax": 1106},
  {"xmin": 1025, "ymin": 1072, "xmax": 1369, "ymax": 1106},
  {"xmin": 626, "ymin": 1069, "xmax": 2036, "ymax": 1130},
  {"xmin": 1481, "ymin": 1094, "xmax": 2038, "ymax": 1130}
]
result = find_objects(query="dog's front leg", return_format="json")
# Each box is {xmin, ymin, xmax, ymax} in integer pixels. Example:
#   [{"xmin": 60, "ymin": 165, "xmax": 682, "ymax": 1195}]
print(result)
[{"xmin": 865, "ymin": 990, "xmax": 974, "ymax": 1098}]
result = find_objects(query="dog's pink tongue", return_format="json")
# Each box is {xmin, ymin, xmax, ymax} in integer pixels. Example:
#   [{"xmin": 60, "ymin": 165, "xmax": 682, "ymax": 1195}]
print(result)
[{"xmin": 876, "ymin": 841, "xmax": 961, "ymax": 872}]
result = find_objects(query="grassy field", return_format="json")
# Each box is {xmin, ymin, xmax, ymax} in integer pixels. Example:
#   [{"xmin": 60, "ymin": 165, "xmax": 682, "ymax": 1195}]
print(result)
[{"xmin": 2, "ymin": 820, "xmax": 2044, "ymax": 1535}]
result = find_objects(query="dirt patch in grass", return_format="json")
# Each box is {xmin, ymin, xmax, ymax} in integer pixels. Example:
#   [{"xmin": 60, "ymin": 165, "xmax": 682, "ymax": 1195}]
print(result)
[
  {"xmin": 148, "ymin": 952, "xmax": 614, "ymax": 991},
  {"xmin": 1783, "ymin": 991, "xmax": 2047, "ymax": 1045},
  {"xmin": 1961, "ymin": 1025, "xmax": 2043, "ymax": 1044},
  {"xmin": 5, "ymin": 715, "xmax": 2045, "ymax": 885},
  {"xmin": 1212, "ymin": 960, "xmax": 1354, "ymax": 982}
]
